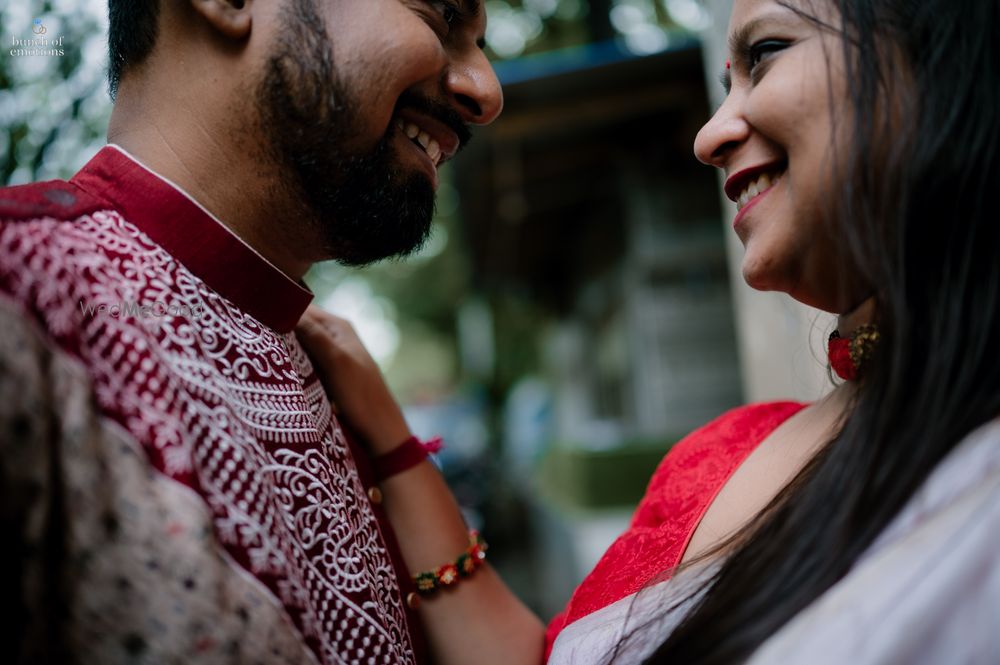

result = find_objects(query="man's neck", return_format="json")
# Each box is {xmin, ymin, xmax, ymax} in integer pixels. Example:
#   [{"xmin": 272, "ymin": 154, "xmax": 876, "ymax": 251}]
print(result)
[{"xmin": 107, "ymin": 97, "xmax": 317, "ymax": 282}]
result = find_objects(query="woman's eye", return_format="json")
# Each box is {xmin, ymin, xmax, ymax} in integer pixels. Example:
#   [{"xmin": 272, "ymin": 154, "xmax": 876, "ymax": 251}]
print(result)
[{"xmin": 748, "ymin": 39, "xmax": 788, "ymax": 70}]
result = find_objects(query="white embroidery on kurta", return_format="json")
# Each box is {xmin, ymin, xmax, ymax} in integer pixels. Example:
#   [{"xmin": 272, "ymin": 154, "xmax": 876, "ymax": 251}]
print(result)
[{"xmin": 0, "ymin": 210, "xmax": 414, "ymax": 665}]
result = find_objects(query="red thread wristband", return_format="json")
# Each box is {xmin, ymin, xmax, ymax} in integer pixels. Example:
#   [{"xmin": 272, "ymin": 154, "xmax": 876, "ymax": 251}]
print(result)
[{"xmin": 372, "ymin": 435, "xmax": 443, "ymax": 483}]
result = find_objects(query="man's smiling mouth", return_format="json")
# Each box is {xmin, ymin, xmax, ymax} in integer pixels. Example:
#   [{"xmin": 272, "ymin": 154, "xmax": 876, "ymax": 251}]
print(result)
[
  {"xmin": 393, "ymin": 109, "xmax": 460, "ymax": 169},
  {"xmin": 397, "ymin": 119, "xmax": 443, "ymax": 166}
]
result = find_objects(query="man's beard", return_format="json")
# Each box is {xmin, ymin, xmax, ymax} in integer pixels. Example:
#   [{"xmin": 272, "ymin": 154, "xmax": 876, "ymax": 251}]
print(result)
[{"xmin": 257, "ymin": 0, "xmax": 435, "ymax": 267}]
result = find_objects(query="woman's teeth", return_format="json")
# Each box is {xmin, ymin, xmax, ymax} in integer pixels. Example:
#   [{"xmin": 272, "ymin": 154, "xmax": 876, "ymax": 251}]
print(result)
[
  {"xmin": 397, "ymin": 120, "xmax": 442, "ymax": 166},
  {"xmin": 737, "ymin": 172, "xmax": 777, "ymax": 211}
]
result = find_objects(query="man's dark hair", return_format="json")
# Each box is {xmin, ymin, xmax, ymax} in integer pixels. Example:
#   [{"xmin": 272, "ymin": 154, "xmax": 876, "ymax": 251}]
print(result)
[{"xmin": 108, "ymin": 0, "xmax": 160, "ymax": 98}]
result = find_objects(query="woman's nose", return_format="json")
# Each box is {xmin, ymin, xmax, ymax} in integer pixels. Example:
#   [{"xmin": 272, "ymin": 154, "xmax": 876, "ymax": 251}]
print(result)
[{"xmin": 694, "ymin": 96, "xmax": 750, "ymax": 168}]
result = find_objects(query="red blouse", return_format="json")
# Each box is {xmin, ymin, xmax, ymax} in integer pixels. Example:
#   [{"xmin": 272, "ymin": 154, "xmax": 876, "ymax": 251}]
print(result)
[{"xmin": 544, "ymin": 401, "xmax": 807, "ymax": 659}]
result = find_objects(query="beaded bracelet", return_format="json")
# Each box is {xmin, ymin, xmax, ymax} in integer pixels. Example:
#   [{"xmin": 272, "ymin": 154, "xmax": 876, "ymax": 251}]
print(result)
[{"xmin": 412, "ymin": 530, "xmax": 488, "ymax": 598}]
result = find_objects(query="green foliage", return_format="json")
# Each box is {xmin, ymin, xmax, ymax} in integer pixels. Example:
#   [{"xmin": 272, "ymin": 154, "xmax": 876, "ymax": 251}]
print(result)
[{"xmin": 1, "ymin": 1, "xmax": 111, "ymax": 185}]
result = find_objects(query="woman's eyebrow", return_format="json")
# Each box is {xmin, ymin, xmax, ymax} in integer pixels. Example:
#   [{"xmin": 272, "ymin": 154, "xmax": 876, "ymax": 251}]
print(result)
[
  {"xmin": 728, "ymin": 17, "xmax": 764, "ymax": 59},
  {"xmin": 728, "ymin": 11, "xmax": 801, "ymax": 57},
  {"xmin": 719, "ymin": 17, "xmax": 768, "ymax": 94},
  {"xmin": 721, "ymin": 11, "xmax": 801, "ymax": 92}
]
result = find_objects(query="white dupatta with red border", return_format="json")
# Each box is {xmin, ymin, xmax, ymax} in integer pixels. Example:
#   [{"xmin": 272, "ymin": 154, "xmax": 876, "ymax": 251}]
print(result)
[{"xmin": 550, "ymin": 418, "xmax": 1000, "ymax": 664}]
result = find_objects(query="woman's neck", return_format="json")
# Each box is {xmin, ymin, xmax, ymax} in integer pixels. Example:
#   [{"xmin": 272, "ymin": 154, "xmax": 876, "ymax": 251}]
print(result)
[{"xmin": 837, "ymin": 297, "xmax": 876, "ymax": 334}]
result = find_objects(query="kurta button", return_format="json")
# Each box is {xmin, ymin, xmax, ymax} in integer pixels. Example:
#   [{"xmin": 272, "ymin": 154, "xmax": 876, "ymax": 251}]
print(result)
[
  {"xmin": 367, "ymin": 486, "xmax": 383, "ymax": 505},
  {"xmin": 406, "ymin": 592, "xmax": 421, "ymax": 609}
]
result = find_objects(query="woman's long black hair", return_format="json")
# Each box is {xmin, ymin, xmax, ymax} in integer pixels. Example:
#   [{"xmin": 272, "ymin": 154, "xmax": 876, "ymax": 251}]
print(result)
[{"xmin": 642, "ymin": 0, "xmax": 1000, "ymax": 662}]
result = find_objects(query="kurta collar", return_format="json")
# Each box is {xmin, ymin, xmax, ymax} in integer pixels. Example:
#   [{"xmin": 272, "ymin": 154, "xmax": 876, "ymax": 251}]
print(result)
[{"xmin": 71, "ymin": 145, "xmax": 313, "ymax": 333}]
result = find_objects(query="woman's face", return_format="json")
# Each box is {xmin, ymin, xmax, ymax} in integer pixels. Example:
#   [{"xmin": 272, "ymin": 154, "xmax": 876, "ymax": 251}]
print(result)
[{"xmin": 694, "ymin": 0, "xmax": 852, "ymax": 313}]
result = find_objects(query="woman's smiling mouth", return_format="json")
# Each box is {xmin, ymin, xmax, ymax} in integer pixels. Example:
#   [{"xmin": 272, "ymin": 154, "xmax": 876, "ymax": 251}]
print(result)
[
  {"xmin": 724, "ymin": 162, "xmax": 786, "ymax": 226},
  {"xmin": 736, "ymin": 171, "xmax": 779, "ymax": 211}
]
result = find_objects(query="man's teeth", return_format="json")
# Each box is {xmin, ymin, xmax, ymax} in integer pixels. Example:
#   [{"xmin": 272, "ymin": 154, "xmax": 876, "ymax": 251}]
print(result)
[
  {"xmin": 426, "ymin": 140, "xmax": 441, "ymax": 163},
  {"xmin": 736, "ymin": 172, "xmax": 775, "ymax": 211},
  {"xmin": 396, "ymin": 119, "xmax": 443, "ymax": 167}
]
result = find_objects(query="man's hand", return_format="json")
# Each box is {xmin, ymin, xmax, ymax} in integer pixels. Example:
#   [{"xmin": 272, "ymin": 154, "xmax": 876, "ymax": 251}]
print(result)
[{"xmin": 295, "ymin": 305, "xmax": 411, "ymax": 454}]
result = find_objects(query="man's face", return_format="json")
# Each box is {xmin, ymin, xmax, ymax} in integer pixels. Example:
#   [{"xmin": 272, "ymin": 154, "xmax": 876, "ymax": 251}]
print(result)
[{"xmin": 257, "ymin": 0, "xmax": 502, "ymax": 267}]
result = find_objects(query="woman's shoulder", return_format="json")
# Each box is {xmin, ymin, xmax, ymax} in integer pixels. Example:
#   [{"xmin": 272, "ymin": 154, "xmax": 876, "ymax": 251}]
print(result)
[
  {"xmin": 638, "ymin": 401, "xmax": 808, "ymax": 510},
  {"xmin": 670, "ymin": 400, "xmax": 808, "ymax": 458},
  {"xmin": 627, "ymin": 401, "xmax": 807, "ymax": 532},
  {"xmin": 747, "ymin": 418, "xmax": 1000, "ymax": 665},
  {"xmin": 543, "ymin": 401, "xmax": 809, "ymax": 652}
]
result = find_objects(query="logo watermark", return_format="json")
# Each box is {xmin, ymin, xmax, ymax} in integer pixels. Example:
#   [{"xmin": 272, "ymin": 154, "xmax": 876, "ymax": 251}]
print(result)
[
  {"xmin": 10, "ymin": 19, "xmax": 65, "ymax": 57},
  {"xmin": 79, "ymin": 299, "xmax": 207, "ymax": 320}
]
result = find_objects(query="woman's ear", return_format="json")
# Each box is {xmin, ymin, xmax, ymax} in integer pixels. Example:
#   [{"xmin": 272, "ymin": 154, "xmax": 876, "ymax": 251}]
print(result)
[{"xmin": 190, "ymin": 0, "xmax": 252, "ymax": 40}]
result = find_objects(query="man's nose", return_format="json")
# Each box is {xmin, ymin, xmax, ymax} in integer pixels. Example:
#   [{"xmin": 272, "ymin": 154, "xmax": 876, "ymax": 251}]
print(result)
[{"xmin": 444, "ymin": 48, "xmax": 504, "ymax": 125}]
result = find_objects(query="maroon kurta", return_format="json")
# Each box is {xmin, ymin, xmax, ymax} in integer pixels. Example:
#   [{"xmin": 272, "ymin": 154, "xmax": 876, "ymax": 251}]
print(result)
[{"xmin": 0, "ymin": 145, "xmax": 423, "ymax": 664}]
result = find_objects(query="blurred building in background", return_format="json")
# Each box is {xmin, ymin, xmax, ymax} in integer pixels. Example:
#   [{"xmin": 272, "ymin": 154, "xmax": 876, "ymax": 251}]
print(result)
[
  {"xmin": 2, "ymin": 0, "xmax": 832, "ymax": 621},
  {"xmin": 463, "ymin": 40, "xmax": 741, "ymax": 449},
  {"xmin": 450, "ymin": 40, "xmax": 746, "ymax": 612}
]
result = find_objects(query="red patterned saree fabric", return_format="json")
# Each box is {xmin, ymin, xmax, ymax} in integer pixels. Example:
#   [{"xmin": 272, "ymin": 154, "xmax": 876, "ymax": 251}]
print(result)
[{"xmin": 544, "ymin": 401, "xmax": 807, "ymax": 659}]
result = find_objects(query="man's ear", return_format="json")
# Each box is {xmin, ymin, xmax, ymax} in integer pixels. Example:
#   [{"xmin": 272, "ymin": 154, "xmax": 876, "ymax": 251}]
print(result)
[{"xmin": 190, "ymin": 0, "xmax": 252, "ymax": 40}]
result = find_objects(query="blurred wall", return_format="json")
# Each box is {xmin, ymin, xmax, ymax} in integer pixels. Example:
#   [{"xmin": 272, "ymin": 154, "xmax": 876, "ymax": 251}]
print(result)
[{"xmin": 697, "ymin": 0, "xmax": 835, "ymax": 402}]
